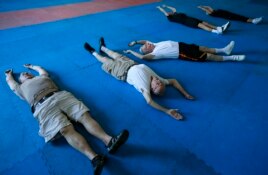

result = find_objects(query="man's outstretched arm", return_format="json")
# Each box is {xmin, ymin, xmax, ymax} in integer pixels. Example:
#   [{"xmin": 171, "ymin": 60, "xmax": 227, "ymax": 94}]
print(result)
[
  {"xmin": 142, "ymin": 91, "xmax": 183, "ymax": 120},
  {"xmin": 168, "ymin": 79, "xmax": 194, "ymax": 100},
  {"xmin": 124, "ymin": 49, "xmax": 154, "ymax": 60},
  {"xmin": 5, "ymin": 69, "xmax": 18, "ymax": 91},
  {"xmin": 24, "ymin": 64, "xmax": 48, "ymax": 76},
  {"xmin": 128, "ymin": 40, "xmax": 148, "ymax": 47}
]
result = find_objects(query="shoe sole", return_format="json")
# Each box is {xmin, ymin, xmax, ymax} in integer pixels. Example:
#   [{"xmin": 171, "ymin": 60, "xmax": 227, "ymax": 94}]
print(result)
[
  {"xmin": 99, "ymin": 37, "xmax": 106, "ymax": 54},
  {"xmin": 108, "ymin": 130, "xmax": 129, "ymax": 154},
  {"xmin": 93, "ymin": 156, "xmax": 106, "ymax": 175}
]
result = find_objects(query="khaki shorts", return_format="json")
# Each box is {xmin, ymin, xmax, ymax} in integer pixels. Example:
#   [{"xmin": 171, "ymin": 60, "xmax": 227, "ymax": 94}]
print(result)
[
  {"xmin": 33, "ymin": 91, "xmax": 89, "ymax": 142},
  {"xmin": 102, "ymin": 55, "xmax": 136, "ymax": 81}
]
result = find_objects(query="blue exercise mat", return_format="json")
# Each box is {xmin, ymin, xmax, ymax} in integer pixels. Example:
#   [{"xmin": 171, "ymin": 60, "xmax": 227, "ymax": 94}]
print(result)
[{"xmin": 0, "ymin": 0, "xmax": 268, "ymax": 175}]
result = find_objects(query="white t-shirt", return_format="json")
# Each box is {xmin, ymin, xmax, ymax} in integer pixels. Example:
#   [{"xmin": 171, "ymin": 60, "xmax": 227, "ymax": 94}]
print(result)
[
  {"xmin": 151, "ymin": 41, "xmax": 179, "ymax": 59},
  {"xmin": 126, "ymin": 64, "xmax": 169, "ymax": 94}
]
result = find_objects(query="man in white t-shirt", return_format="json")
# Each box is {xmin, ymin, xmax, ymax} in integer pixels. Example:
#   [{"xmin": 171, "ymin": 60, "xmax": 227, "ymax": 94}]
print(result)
[
  {"xmin": 124, "ymin": 40, "xmax": 245, "ymax": 62},
  {"xmin": 84, "ymin": 37, "xmax": 194, "ymax": 120}
]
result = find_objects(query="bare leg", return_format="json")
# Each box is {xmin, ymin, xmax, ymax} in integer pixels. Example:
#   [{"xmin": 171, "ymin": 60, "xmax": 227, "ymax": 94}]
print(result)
[
  {"xmin": 60, "ymin": 125, "xmax": 97, "ymax": 160},
  {"xmin": 200, "ymin": 41, "xmax": 235, "ymax": 55},
  {"xmin": 84, "ymin": 42, "xmax": 113, "ymax": 64},
  {"xmin": 92, "ymin": 52, "xmax": 113, "ymax": 64},
  {"xmin": 202, "ymin": 22, "xmax": 217, "ymax": 29},
  {"xmin": 77, "ymin": 112, "xmax": 112, "ymax": 146},
  {"xmin": 206, "ymin": 53, "xmax": 224, "ymax": 61},
  {"xmin": 199, "ymin": 46, "xmax": 216, "ymax": 54},
  {"xmin": 198, "ymin": 22, "xmax": 214, "ymax": 31},
  {"xmin": 199, "ymin": 22, "xmax": 224, "ymax": 34},
  {"xmin": 100, "ymin": 46, "xmax": 124, "ymax": 60}
]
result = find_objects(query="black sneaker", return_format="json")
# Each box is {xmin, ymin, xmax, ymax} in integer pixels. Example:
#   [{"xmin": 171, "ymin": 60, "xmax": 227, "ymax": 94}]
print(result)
[
  {"xmin": 107, "ymin": 130, "xmax": 129, "ymax": 154},
  {"xmin": 91, "ymin": 155, "xmax": 105, "ymax": 175},
  {"xmin": 84, "ymin": 42, "xmax": 95, "ymax": 54},
  {"xmin": 99, "ymin": 37, "xmax": 106, "ymax": 54}
]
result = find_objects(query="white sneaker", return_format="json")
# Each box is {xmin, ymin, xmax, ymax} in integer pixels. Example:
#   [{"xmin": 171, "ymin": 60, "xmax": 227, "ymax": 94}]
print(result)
[
  {"xmin": 252, "ymin": 17, "xmax": 263, "ymax": 24},
  {"xmin": 224, "ymin": 41, "xmax": 235, "ymax": 55},
  {"xmin": 222, "ymin": 21, "xmax": 231, "ymax": 32},
  {"xmin": 232, "ymin": 55, "xmax": 245, "ymax": 61}
]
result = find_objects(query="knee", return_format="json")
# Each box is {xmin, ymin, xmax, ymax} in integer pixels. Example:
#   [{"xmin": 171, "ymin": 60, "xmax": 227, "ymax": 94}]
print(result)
[
  {"xmin": 77, "ymin": 112, "xmax": 91, "ymax": 123},
  {"xmin": 60, "ymin": 125, "xmax": 75, "ymax": 136},
  {"xmin": 206, "ymin": 53, "xmax": 212, "ymax": 58}
]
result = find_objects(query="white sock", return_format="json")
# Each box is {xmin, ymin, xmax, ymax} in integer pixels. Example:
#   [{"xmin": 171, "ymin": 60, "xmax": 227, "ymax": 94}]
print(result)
[
  {"xmin": 212, "ymin": 28, "xmax": 222, "ymax": 34},
  {"xmin": 222, "ymin": 21, "xmax": 230, "ymax": 31},
  {"xmin": 216, "ymin": 41, "xmax": 235, "ymax": 55},
  {"xmin": 223, "ymin": 55, "xmax": 245, "ymax": 61},
  {"xmin": 101, "ymin": 46, "xmax": 110, "ymax": 53},
  {"xmin": 252, "ymin": 17, "xmax": 263, "ymax": 24},
  {"xmin": 216, "ymin": 27, "xmax": 223, "ymax": 32},
  {"xmin": 93, "ymin": 52, "xmax": 98, "ymax": 57}
]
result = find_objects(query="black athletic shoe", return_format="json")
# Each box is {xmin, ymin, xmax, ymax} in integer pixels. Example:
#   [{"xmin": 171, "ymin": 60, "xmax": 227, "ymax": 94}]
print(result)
[
  {"xmin": 107, "ymin": 130, "xmax": 129, "ymax": 154},
  {"xmin": 99, "ymin": 37, "xmax": 106, "ymax": 54},
  {"xmin": 84, "ymin": 42, "xmax": 95, "ymax": 54},
  {"xmin": 91, "ymin": 155, "xmax": 105, "ymax": 175}
]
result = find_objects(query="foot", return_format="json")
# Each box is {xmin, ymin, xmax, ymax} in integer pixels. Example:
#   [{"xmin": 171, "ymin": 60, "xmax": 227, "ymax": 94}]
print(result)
[
  {"xmin": 222, "ymin": 21, "xmax": 231, "ymax": 32},
  {"xmin": 84, "ymin": 42, "xmax": 95, "ymax": 54},
  {"xmin": 99, "ymin": 37, "xmax": 106, "ymax": 54},
  {"xmin": 252, "ymin": 17, "xmax": 263, "ymax": 24},
  {"xmin": 91, "ymin": 155, "xmax": 106, "ymax": 175},
  {"xmin": 231, "ymin": 55, "xmax": 246, "ymax": 61},
  {"xmin": 224, "ymin": 41, "xmax": 235, "ymax": 55},
  {"xmin": 107, "ymin": 130, "xmax": 129, "ymax": 154},
  {"xmin": 214, "ymin": 27, "xmax": 223, "ymax": 34}
]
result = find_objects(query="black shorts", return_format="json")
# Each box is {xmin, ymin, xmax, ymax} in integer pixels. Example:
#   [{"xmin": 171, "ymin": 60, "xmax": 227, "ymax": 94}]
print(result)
[
  {"xmin": 179, "ymin": 42, "xmax": 207, "ymax": 62},
  {"xmin": 167, "ymin": 13, "xmax": 202, "ymax": 28}
]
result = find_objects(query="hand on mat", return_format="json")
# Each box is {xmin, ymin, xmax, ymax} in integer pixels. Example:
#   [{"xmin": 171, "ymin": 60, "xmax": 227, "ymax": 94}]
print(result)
[
  {"xmin": 24, "ymin": 64, "xmax": 32, "ymax": 69},
  {"xmin": 185, "ymin": 94, "xmax": 194, "ymax": 100},
  {"xmin": 123, "ymin": 50, "xmax": 131, "ymax": 54},
  {"xmin": 167, "ymin": 109, "xmax": 183, "ymax": 120},
  {"xmin": 128, "ymin": 41, "xmax": 136, "ymax": 47},
  {"xmin": 5, "ymin": 69, "xmax": 13, "ymax": 75}
]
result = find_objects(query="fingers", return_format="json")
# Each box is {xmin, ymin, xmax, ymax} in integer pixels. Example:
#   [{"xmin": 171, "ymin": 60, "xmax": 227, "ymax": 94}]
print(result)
[
  {"xmin": 187, "ymin": 96, "xmax": 195, "ymax": 100},
  {"xmin": 24, "ymin": 64, "xmax": 32, "ymax": 68},
  {"xmin": 173, "ymin": 112, "xmax": 183, "ymax": 120},
  {"xmin": 168, "ymin": 109, "xmax": 183, "ymax": 120},
  {"xmin": 128, "ymin": 41, "xmax": 135, "ymax": 47},
  {"xmin": 5, "ymin": 69, "xmax": 12, "ymax": 74},
  {"xmin": 168, "ymin": 109, "xmax": 181, "ymax": 120}
]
